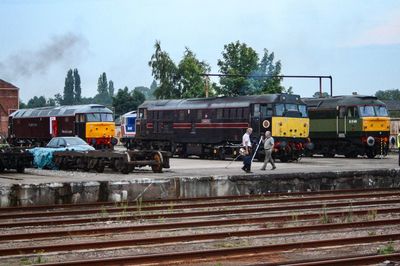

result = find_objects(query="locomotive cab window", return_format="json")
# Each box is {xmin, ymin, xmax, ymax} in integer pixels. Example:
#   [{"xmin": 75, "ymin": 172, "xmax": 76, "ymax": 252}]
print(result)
[
  {"xmin": 298, "ymin": 105, "xmax": 308, "ymax": 117},
  {"xmin": 260, "ymin": 104, "xmax": 273, "ymax": 117},
  {"xmin": 339, "ymin": 106, "xmax": 346, "ymax": 118},
  {"xmin": 374, "ymin": 106, "xmax": 388, "ymax": 117},
  {"xmin": 347, "ymin": 107, "xmax": 358, "ymax": 118},
  {"xmin": 359, "ymin": 106, "xmax": 375, "ymax": 117},
  {"xmin": 274, "ymin": 104, "xmax": 285, "ymax": 116}
]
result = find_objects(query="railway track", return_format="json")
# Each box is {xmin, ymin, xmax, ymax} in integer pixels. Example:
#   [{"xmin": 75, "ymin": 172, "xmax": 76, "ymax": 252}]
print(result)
[{"xmin": 0, "ymin": 188, "xmax": 399, "ymax": 265}]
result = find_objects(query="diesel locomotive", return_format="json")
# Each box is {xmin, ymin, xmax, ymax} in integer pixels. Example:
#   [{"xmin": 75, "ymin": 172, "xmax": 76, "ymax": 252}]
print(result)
[
  {"xmin": 8, "ymin": 104, "xmax": 117, "ymax": 149},
  {"xmin": 303, "ymin": 95, "xmax": 390, "ymax": 158},
  {"xmin": 132, "ymin": 94, "xmax": 311, "ymax": 162}
]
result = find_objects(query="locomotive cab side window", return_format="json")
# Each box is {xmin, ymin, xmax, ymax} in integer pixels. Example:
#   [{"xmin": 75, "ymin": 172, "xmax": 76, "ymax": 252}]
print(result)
[
  {"xmin": 347, "ymin": 107, "xmax": 358, "ymax": 118},
  {"xmin": 298, "ymin": 105, "xmax": 308, "ymax": 117},
  {"xmin": 374, "ymin": 106, "xmax": 388, "ymax": 116},
  {"xmin": 274, "ymin": 104, "xmax": 285, "ymax": 116},
  {"xmin": 339, "ymin": 107, "xmax": 346, "ymax": 118},
  {"xmin": 260, "ymin": 105, "xmax": 273, "ymax": 117}
]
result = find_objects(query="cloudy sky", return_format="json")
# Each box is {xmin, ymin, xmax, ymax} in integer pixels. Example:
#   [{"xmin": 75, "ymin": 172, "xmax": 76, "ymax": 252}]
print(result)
[{"xmin": 1, "ymin": 0, "xmax": 400, "ymax": 102}]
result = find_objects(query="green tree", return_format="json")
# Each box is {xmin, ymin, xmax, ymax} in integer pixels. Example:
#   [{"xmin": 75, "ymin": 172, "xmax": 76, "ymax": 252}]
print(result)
[
  {"xmin": 178, "ymin": 48, "xmax": 212, "ymax": 98},
  {"xmin": 149, "ymin": 41, "xmax": 179, "ymax": 99},
  {"xmin": 313, "ymin": 91, "xmax": 330, "ymax": 98},
  {"xmin": 73, "ymin": 68, "xmax": 81, "ymax": 104},
  {"xmin": 63, "ymin": 69, "xmax": 74, "ymax": 105},
  {"xmin": 27, "ymin": 96, "xmax": 44, "ymax": 108},
  {"xmin": 135, "ymin": 86, "xmax": 150, "ymax": 99},
  {"xmin": 108, "ymin": 80, "xmax": 114, "ymax": 97},
  {"xmin": 252, "ymin": 49, "xmax": 284, "ymax": 94},
  {"xmin": 112, "ymin": 87, "xmax": 145, "ymax": 116},
  {"xmin": 217, "ymin": 41, "xmax": 259, "ymax": 96},
  {"xmin": 148, "ymin": 80, "xmax": 157, "ymax": 99},
  {"xmin": 375, "ymin": 89, "xmax": 400, "ymax": 100},
  {"xmin": 19, "ymin": 100, "xmax": 27, "ymax": 109},
  {"xmin": 95, "ymin": 72, "xmax": 112, "ymax": 105}
]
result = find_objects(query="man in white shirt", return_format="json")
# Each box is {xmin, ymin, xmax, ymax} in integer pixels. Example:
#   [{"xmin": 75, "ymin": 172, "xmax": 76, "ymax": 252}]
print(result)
[{"xmin": 241, "ymin": 128, "xmax": 253, "ymax": 173}]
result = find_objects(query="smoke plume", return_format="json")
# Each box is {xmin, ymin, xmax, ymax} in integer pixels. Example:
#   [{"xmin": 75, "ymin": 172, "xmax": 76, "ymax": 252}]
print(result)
[{"xmin": 0, "ymin": 32, "xmax": 88, "ymax": 78}]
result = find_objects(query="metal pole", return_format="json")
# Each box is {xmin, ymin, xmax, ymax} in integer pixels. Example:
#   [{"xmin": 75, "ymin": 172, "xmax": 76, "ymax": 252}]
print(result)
[{"xmin": 319, "ymin": 77, "xmax": 322, "ymax": 98}]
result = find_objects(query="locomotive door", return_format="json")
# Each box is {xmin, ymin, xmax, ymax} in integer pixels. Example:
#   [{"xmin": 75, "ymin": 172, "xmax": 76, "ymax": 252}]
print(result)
[
  {"xmin": 251, "ymin": 104, "xmax": 261, "ymax": 137},
  {"xmin": 337, "ymin": 106, "xmax": 347, "ymax": 138},
  {"xmin": 74, "ymin": 114, "xmax": 86, "ymax": 139}
]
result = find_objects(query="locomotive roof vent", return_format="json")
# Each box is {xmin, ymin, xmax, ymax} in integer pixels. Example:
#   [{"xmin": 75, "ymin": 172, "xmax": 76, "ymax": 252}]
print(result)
[{"xmin": 90, "ymin": 105, "xmax": 106, "ymax": 108}]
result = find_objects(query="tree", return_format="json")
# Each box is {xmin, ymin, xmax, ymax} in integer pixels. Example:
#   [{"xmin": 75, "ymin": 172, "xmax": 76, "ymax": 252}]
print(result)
[
  {"xmin": 135, "ymin": 86, "xmax": 150, "ymax": 99},
  {"xmin": 95, "ymin": 72, "xmax": 112, "ymax": 105},
  {"xmin": 148, "ymin": 80, "xmax": 157, "ymax": 99},
  {"xmin": 63, "ymin": 69, "xmax": 74, "ymax": 105},
  {"xmin": 108, "ymin": 80, "xmax": 114, "ymax": 97},
  {"xmin": 54, "ymin": 93, "xmax": 63, "ymax": 106},
  {"xmin": 97, "ymin": 72, "xmax": 108, "ymax": 95},
  {"xmin": 149, "ymin": 41, "xmax": 179, "ymax": 99},
  {"xmin": 112, "ymin": 87, "xmax": 145, "ymax": 116},
  {"xmin": 19, "ymin": 100, "xmax": 27, "ymax": 109},
  {"xmin": 24, "ymin": 96, "xmax": 55, "ymax": 108},
  {"xmin": 313, "ymin": 91, "xmax": 330, "ymax": 98},
  {"xmin": 217, "ymin": 41, "xmax": 259, "ymax": 96},
  {"xmin": 73, "ymin": 69, "xmax": 81, "ymax": 104},
  {"xmin": 375, "ymin": 89, "xmax": 400, "ymax": 100},
  {"xmin": 178, "ymin": 48, "xmax": 212, "ymax": 98},
  {"xmin": 252, "ymin": 49, "xmax": 284, "ymax": 94}
]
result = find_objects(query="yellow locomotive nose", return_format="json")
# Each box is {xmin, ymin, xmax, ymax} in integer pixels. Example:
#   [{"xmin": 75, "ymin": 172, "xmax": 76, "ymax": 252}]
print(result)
[
  {"xmin": 272, "ymin": 117, "xmax": 309, "ymax": 138},
  {"xmin": 362, "ymin": 117, "xmax": 390, "ymax": 132}
]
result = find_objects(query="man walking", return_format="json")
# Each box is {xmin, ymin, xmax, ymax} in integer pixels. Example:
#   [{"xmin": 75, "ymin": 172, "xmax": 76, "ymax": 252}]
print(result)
[
  {"xmin": 242, "ymin": 128, "xmax": 253, "ymax": 173},
  {"xmin": 260, "ymin": 131, "xmax": 276, "ymax": 170},
  {"xmin": 397, "ymin": 132, "xmax": 400, "ymax": 166}
]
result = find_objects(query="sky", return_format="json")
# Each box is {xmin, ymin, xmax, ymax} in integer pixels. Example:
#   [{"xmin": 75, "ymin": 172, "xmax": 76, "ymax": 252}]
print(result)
[{"xmin": 1, "ymin": 0, "xmax": 400, "ymax": 102}]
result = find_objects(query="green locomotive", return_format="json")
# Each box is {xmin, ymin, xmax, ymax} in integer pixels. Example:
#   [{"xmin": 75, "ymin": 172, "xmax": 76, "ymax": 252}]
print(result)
[{"xmin": 303, "ymin": 95, "xmax": 390, "ymax": 158}]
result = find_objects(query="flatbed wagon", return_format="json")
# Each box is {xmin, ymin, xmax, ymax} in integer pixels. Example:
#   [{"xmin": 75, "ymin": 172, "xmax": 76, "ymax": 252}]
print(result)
[
  {"xmin": 52, "ymin": 149, "xmax": 170, "ymax": 174},
  {"xmin": 0, "ymin": 146, "xmax": 33, "ymax": 173}
]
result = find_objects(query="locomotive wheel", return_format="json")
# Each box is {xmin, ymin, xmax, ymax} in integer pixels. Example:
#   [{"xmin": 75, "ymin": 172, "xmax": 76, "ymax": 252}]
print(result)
[
  {"xmin": 0, "ymin": 162, "xmax": 4, "ymax": 173},
  {"xmin": 95, "ymin": 163, "xmax": 105, "ymax": 173},
  {"xmin": 151, "ymin": 152, "xmax": 163, "ymax": 173},
  {"xmin": 219, "ymin": 148, "xmax": 226, "ymax": 160}
]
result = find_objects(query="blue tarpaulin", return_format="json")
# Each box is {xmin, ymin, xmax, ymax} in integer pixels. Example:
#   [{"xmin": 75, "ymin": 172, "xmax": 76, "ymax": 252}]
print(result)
[{"xmin": 29, "ymin": 147, "xmax": 90, "ymax": 169}]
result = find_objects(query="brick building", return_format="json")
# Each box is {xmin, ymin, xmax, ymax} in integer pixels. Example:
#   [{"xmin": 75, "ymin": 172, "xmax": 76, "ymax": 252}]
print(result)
[{"xmin": 0, "ymin": 79, "xmax": 19, "ymax": 137}]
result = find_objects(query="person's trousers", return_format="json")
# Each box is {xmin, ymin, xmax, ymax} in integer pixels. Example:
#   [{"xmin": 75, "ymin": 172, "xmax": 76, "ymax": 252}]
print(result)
[
  {"xmin": 261, "ymin": 149, "xmax": 275, "ymax": 169},
  {"xmin": 243, "ymin": 155, "xmax": 252, "ymax": 170},
  {"xmin": 398, "ymin": 148, "xmax": 400, "ymax": 166}
]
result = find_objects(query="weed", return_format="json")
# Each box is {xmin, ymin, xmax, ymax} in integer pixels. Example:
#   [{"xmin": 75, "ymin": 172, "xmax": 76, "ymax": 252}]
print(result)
[
  {"xmin": 136, "ymin": 197, "xmax": 143, "ymax": 216},
  {"xmin": 377, "ymin": 241, "xmax": 395, "ymax": 255},
  {"xmin": 345, "ymin": 203, "xmax": 354, "ymax": 223},
  {"xmin": 320, "ymin": 204, "xmax": 331, "ymax": 224},
  {"xmin": 367, "ymin": 231, "xmax": 376, "ymax": 236},
  {"xmin": 33, "ymin": 249, "xmax": 46, "ymax": 264},
  {"xmin": 168, "ymin": 202, "xmax": 174, "ymax": 212},
  {"xmin": 100, "ymin": 205, "xmax": 108, "ymax": 218},
  {"xmin": 19, "ymin": 258, "xmax": 31, "ymax": 265},
  {"xmin": 367, "ymin": 209, "xmax": 377, "ymax": 221},
  {"xmin": 291, "ymin": 213, "xmax": 298, "ymax": 222}
]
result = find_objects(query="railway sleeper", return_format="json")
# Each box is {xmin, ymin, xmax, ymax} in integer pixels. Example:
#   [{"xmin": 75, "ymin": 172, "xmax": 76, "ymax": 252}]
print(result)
[{"xmin": 53, "ymin": 150, "xmax": 170, "ymax": 174}]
